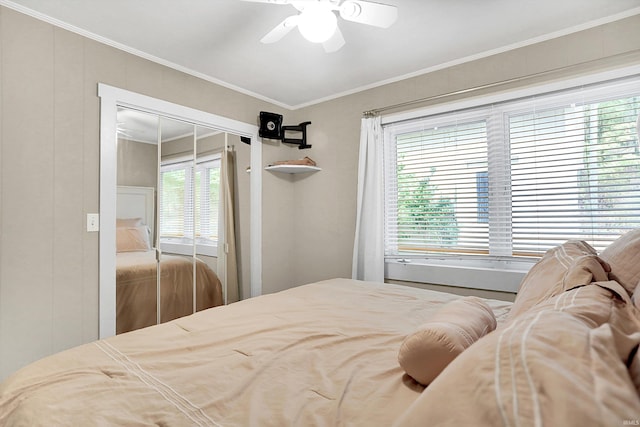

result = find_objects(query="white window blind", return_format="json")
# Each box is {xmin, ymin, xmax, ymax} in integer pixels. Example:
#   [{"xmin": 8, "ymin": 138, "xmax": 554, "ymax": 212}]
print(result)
[
  {"xmin": 159, "ymin": 155, "xmax": 221, "ymax": 247},
  {"xmin": 160, "ymin": 162, "xmax": 190, "ymax": 240},
  {"xmin": 194, "ymin": 157, "xmax": 221, "ymax": 244},
  {"xmin": 384, "ymin": 75, "xmax": 640, "ymax": 259},
  {"xmin": 384, "ymin": 109, "xmax": 491, "ymax": 255}
]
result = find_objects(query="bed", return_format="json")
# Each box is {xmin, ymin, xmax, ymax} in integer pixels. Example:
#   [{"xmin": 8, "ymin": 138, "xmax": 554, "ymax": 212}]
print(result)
[
  {"xmin": 115, "ymin": 186, "xmax": 223, "ymax": 333},
  {"xmin": 116, "ymin": 249, "xmax": 223, "ymax": 334},
  {"xmin": 2, "ymin": 230, "xmax": 640, "ymax": 426}
]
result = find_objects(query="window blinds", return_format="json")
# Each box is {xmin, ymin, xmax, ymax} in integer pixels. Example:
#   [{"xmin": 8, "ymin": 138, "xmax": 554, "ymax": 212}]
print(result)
[
  {"xmin": 159, "ymin": 156, "xmax": 221, "ymax": 245},
  {"xmin": 160, "ymin": 163, "xmax": 190, "ymax": 239},
  {"xmin": 385, "ymin": 111, "xmax": 490, "ymax": 255},
  {"xmin": 509, "ymin": 94, "xmax": 640, "ymax": 254},
  {"xmin": 384, "ymin": 75, "xmax": 640, "ymax": 259}
]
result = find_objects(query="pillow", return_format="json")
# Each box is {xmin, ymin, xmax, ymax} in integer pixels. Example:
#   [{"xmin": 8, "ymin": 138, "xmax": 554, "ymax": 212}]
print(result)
[
  {"xmin": 632, "ymin": 286, "xmax": 640, "ymax": 311},
  {"xmin": 628, "ymin": 345, "xmax": 640, "ymax": 397},
  {"xmin": 600, "ymin": 229, "xmax": 640, "ymax": 296},
  {"xmin": 394, "ymin": 287, "xmax": 640, "ymax": 427},
  {"xmin": 116, "ymin": 217, "xmax": 144, "ymax": 228},
  {"xmin": 508, "ymin": 240, "xmax": 608, "ymax": 319},
  {"xmin": 397, "ymin": 296, "xmax": 496, "ymax": 386},
  {"xmin": 116, "ymin": 226, "xmax": 151, "ymax": 252}
]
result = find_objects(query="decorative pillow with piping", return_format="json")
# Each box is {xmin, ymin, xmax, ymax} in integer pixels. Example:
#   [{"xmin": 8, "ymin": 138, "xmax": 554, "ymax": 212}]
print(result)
[
  {"xmin": 116, "ymin": 226, "xmax": 151, "ymax": 253},
  {"xmin": 508, "ymin": 240, "xmax": 610, "ymax": 319},
  {"xmin": 393, "ymin": 284, "xmax": 640, "ymax": 427},
  {"xmin": 397, "ymin": 296, "xmax": 496, "ymax": 386},
  {"xmin": 600, "ymin": 228, "xmax": 640, "ymax": 296}
]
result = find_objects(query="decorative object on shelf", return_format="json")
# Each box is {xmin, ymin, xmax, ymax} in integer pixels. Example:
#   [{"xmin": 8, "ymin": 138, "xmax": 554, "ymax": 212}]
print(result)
[
  {"xmin": 269, "ymin": 156, "xmax": 317, "ymax": 167},
  {"xmin": 266, "ymin": 156, "xmax": 320, "ymax": 174},
  {"xmin": 258, "ymin": 111, "xmax": 312, "ymax": 149}
]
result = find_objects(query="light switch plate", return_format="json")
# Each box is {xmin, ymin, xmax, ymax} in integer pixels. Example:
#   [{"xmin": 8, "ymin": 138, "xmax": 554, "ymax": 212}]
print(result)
[{"xmin": 87, "ymin": 213, "xmax": 100, "ymax": 232}]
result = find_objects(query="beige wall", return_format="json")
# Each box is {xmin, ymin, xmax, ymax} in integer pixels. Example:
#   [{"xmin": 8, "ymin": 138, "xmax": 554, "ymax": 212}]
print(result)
[
  {"xmin": 0, "ymin": 4, "xmax": 639, "ymax": 381},
  {"xmin": 286, "ymin": 14, "xmax": 640, "ymax": 289},
  {"xmin": 0, "ymin": 6, "xmax": 289, "ymax": 381}
]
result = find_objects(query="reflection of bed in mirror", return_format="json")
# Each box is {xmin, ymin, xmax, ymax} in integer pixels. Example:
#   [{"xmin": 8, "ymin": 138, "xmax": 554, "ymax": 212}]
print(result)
[{"xmin": 116, "ymin": 186, "xmax": 223, "ymax": 334}]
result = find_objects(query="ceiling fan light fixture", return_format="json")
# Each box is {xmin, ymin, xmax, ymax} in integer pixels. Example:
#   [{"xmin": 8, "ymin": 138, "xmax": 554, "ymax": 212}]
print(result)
[{"xmin": 297, "ymin": 4, "xmax": 338, "ymax": 43}]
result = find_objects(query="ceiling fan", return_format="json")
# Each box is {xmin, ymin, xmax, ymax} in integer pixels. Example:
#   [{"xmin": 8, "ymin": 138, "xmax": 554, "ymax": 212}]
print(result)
[{"xmin": 242, "ymin": 0, "xmax": 398, "ymax": 53}]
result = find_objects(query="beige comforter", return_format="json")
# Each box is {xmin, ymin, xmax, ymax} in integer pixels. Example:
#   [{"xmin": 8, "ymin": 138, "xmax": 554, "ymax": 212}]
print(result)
[
  {"xmin": 116, "ymin": 250, "xmax": 223, "ymax": 334},
  {"xmin": 0, "ymin": 279, "xmax": 510, "ymax": 426}
]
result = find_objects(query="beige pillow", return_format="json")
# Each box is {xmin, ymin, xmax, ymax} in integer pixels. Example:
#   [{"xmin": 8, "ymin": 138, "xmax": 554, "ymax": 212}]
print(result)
[
  {"xmin": 397, "ymin": 296, "xmax": 496, "ymax": 386},
  {"xmin": 116, "ymin": 217, "xmax": 144, "ymax": 228},
  {"xmin": 394, "ymin": 287, "xmax": 640, "ymax": 427},
  {"xmin": 628, "ymin": 346, "xmax": 640, "ymax": 397},
  {"xmin": 600, "ymin": 229, "xmax": 640, "ymax": 296},
  {"xmin": 508, "ymin": 240, "xmax": 608, "ymax": 319},
  {"xmin": 116, "ymin": 226, "xmax": 151, "ymax": 252}
]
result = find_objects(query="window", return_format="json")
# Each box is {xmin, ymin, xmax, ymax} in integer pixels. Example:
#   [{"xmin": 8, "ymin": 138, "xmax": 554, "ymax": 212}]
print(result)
[
  {"xmin": 384, "ymin": 75, "xmax": 640, "ymax": 260},
  {"xmin": 159, "ymin": 154, "xmax": 221, "ymax": 254}
]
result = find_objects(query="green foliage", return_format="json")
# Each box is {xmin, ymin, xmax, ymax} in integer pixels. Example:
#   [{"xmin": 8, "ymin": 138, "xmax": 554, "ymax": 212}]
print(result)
[
  {"xmin": 396, "ymin": 165, "xmax": 459, "ymax": 248},
  {"xmin": 581, "ymin": 96, "xmax": 640, "ymax": 232}
]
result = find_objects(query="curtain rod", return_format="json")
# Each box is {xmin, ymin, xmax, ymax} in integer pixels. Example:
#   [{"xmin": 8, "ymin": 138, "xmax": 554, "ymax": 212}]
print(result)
[{"xmin": 362, "ymin": 49, "xmax": 640, "ymax": 117}]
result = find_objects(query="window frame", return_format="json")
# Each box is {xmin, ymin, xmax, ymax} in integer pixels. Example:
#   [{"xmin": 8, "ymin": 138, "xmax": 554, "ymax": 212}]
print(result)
[{"xmin": 381, "ymin": 65, "xmax": 640, "ymax": 293}]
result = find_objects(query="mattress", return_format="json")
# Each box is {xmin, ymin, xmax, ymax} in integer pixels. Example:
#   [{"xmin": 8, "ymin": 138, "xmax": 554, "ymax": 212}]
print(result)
[{"xmin": 0, "ymin": 278, "xmax": 511, "ymax": 426}]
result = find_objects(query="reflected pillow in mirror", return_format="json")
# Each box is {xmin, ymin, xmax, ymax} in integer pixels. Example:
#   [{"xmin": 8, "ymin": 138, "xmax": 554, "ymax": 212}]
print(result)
[
  {"xmin": 116, "ymin": 217, "xmax": 144, "ymax": 228},
  {"xmin": 116, "ymin": 226, "xmax": 151, "ymax": 252}
]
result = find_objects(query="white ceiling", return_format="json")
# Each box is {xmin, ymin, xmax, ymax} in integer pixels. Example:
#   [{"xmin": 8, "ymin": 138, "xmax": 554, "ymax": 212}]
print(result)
[{"xmin": 3, "ymin": 0, "xmax": 640, "ymax": 109}]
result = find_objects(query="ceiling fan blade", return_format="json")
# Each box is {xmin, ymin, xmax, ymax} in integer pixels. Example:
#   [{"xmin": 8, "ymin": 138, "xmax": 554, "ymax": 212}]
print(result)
[
  {"xmin": 339, "ymin": 1, "xmax": 398, "ymax": 28},
  {"xmin": 323, "ymin": 25, "xmax": 345, "ymax": 53},
  {"xmin": 260, "ymin": 15, "xmax": 299, "ymax": 43}
]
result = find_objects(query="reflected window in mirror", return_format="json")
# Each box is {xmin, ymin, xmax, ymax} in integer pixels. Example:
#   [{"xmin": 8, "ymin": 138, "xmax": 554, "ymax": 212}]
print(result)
[{"xmin": 159, "ymin": 153, "xmax": 221, "ymax": 257}]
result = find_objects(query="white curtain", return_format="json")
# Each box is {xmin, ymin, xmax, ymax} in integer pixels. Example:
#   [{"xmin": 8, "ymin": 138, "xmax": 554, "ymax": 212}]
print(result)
[{"xmin": 352, "ymin": 115, "xmax": 385, "ymax": 282}]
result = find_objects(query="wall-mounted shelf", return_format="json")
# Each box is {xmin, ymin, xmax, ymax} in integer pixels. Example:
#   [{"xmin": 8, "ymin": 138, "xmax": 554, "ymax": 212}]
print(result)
[{"xmin": 265, "ymin": 165, "xmax": 322, "ymax": 174}]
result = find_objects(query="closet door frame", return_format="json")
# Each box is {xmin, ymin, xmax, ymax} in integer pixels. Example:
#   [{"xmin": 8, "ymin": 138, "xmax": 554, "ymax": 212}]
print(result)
[{"xmin": 98, "ymin": 83, "xmax": 262, "ymax": 339}]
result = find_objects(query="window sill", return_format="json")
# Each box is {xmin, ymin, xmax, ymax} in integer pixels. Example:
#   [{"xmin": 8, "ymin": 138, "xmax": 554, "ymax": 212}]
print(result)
[
  {"xmin": 385, "ymin": 258, "xmax": 534, "ymax": 293},
  {"xmin": 160, "ymin": 241, "xmax": 218, "ymax": 257}
]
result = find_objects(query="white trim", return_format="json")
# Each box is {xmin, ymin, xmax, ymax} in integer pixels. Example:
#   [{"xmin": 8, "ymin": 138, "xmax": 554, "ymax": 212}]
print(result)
[
  {"xmin": 160, "ymin": 242, "xmax": 218, "ymax": 258},
  {"xmin": 250, "ymin": 137, "xmax": 263, "ymax": 299},
  {"xmin": 99, "ymin": 88, "xmax": 118, "ymax": 339},
  {"xmin": 385, "ymin": 259, "xmax": 530, "ymax": 294},
  {"xmin": 99, "ymin": 83, "xmax": 261, "ymax": 339},
  {"xmin": 1, "ymin": 0, "xmax": 638, "ymax": 110}
]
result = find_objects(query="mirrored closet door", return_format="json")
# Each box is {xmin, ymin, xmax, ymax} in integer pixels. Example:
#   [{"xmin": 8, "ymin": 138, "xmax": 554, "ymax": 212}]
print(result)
[
  {"xmin": 114, "ymin": 109, "xmax": 240, "ymax": 334},
  {"xmin": 99, "ymin": 83, "xmax": 261, "ymax": 339}
]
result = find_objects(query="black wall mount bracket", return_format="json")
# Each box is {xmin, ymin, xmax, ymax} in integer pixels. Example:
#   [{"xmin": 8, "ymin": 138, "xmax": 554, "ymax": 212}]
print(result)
[
  {"xmin": 258, "ymin": 111, "xmax": 312, "ymax": 149},
  {"xmin": 282, "ymin": 121, "xmax": 312, "ymax": 149}
]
